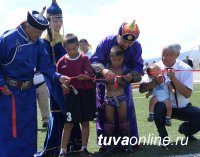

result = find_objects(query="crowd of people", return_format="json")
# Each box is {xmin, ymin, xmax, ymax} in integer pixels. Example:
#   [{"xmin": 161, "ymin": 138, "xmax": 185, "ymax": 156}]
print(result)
[{"xmin": 0, "ymin": 0, "xmax": 200, "ymax": 157}]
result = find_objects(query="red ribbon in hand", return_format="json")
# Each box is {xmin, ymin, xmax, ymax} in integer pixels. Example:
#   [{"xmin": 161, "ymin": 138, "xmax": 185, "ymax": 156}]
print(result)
[{"xmin": 113, "ymin": 76, "xmax": 118, "ymax": 88}]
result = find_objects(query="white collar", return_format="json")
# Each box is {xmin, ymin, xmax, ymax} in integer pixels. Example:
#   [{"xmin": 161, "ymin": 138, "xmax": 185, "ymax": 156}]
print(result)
[
  {"xmin": 162, "ymin": 60, "xmax": 179, "ymax": 70},
  {"xmin": 65, "ymin": 53, "xmax": 81, "ymax": 61}
]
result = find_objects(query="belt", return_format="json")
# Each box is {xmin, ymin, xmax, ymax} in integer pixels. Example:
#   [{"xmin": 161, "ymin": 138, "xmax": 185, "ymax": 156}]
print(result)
[{"xmin": 5, "ymin": 77, "xmax": 33, "ymax": 90}]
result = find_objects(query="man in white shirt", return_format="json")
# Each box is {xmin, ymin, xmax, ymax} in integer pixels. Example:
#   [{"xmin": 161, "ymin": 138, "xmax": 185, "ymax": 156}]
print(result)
[
  {"xmin": 79, "ymin": 39, "xmax": 93, "ymax": 59},
  {"xmin": 34, "ymin": 72, "xmax": 50, "ymax": 128},
  {"xmin": 139, "ymin": 44, "xmax": 200, "ymax": 148}
]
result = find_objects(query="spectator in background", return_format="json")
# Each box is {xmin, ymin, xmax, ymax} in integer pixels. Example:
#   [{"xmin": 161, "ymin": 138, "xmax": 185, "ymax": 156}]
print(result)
[
  {"xmin": 143, "ymin": 62, "xmax": 149, "ymax": 73},
  {"xmin": 183, "ymin": 55, "xmax": 193, "ymax": 68},
  {"xmin": 79, "ymin": 39, "xmax": 93, "ymax": 59},
  {"xmin": 34, "ymin": 71, "xmax": 50, "ymax": 128}
]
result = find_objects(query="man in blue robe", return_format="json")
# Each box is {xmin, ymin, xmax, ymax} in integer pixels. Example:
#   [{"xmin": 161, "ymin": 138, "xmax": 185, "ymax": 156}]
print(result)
[
  {"xmin": 90, "ymin": 20, "xmax": 143, "ymax": 151},
  {"xmin": 0, "ymin": 7, "xmax": 70, "ymax": 157}
]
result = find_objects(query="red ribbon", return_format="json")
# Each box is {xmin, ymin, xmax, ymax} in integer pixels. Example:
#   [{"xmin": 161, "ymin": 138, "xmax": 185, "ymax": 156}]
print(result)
[
  {"xmin": 148, "ymin": 69, "xmax": 200, "ymax": 75},
  {"xmin": 113, "ymin": 76, "xmax": 118, "ymax": 88},
  {"xmin": 12, "ymin": 95, "xmax": 17, "ymax": 138},
  {"xmin": 0, "ymin": 87, "xmax": 17, "ymax": 138},
  {"xmin": 69, "ymin": 75, "xmax": 122, "ymax": 81}
]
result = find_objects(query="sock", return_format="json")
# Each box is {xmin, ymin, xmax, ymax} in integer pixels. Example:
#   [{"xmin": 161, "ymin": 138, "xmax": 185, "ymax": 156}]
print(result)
[
  {"xmin": 60, "ymin": 148, "xmax": 67, "ymax": 154},
  {"xmin": 166, "ymin": 116, "xmax": 171, "ymax": 119},
  {"xmin": 80, "ymin": 145, "xmax": 87, "ymax": 151},
  {"xmin": 149, "ymin": 112, "xmax": 154, "ymax": 115}
]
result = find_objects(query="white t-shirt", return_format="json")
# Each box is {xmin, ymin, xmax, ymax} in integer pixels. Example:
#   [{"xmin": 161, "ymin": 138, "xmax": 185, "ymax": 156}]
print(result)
[
  {"xmin": 142, "ymin": 59, "xmax": 193, "ymax": 108},
  {"xmin": 33, "ymin": 72, "xmax": 45, "ymax": 85},
  {"xmin": 152, "ymin": 78, "xmax": 170, "ymax": 102}
]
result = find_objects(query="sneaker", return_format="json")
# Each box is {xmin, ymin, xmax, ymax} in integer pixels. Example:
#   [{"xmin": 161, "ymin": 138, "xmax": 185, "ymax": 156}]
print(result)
[
  {"xmin": 80, "ymin": 148, "xmax": 93, "ymax": 157},
  {"xmin": 99, "ymin": 146, "xmax": 106, "ymax": 153},
  {"xmin": 125, "ymin": 146, "xmax": 134, "ymax": 155},
  {"xmin": 42, "ymin": 122, "xmax": 48, "ymax": 128},
  {"xmin": 147, "ymin": 114, "xmax": 154, "ymax": 122},
  {"xmin": 59, "ymin": 152, "xmax": 67, "ymax": 157},
  {"xmin": 160, "ymin": 143, "xmax": 169, "ymax": 150},
  {"xmin": 132, "ymin": 143, "xmax": 144, "ymax": 150},
  {"xmin": 104, "ymin": 146, "xmax": 114, "ymax": 156},
  {"xmin": 165, "ymin": 118, "xmax": 172, "ymax": 126}
]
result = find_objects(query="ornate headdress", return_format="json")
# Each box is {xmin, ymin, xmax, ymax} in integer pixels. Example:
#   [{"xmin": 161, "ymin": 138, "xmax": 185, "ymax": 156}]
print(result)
[
  {"xmin": 47, "ymin": 0, "xmax": 62, "ymax": 19},
  {"xmin": 118, "ymin": 20, "xmax": 140, "ymax": 42},
  {"xmin": 27, "ymin": 7, "xmax": 49, "ymax": 30}
]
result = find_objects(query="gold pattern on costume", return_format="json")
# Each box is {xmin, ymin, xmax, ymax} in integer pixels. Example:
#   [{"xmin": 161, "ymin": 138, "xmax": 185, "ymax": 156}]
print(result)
[
  {"xmin": 44, "ymin": 31, "xmax": 64, "ymax": 46},
  {"xmin": 44, "ymin": 32, "xmax": 63, "ymax": 64},
  {"xmin": 127, "ymin": 35, "xmax": 133, "ymax": 40}
]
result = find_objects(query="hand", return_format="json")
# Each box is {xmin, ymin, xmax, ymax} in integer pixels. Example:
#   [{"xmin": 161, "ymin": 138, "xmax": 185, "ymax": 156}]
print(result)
[
  {"xmin": 102, "ymin": 69, "xmax": 115, "ymax": 81},
  {"xmin": 146, "ymin": 90, "xmax": 152, "ymax": 98},
  {"xmin": 61, "ymin": 84, "xmax": 70, "ymax": 95},
  {"xmin": 59, "ymin": 75, "xmax": 71, "ymax": 85},
  {"xmin": 76, "ymin": 74, "xmax": 88, "ymax": 80},
  {"xmin": 0, "ymin": 85, "xmax": 12, "ymax": 95},
  {"xmin": 116, "ymin": 76, "xmax": 122, "ymax": 83},
  {"xmin": 171, "ymin": 88, "xmax": 176, "ymax": 94},
  {"xmin": 167, "ymin": 69, "xmax": 176, "ymax": 81},
  {"xmin": 122, "ymin": 73, "xmax": 133, "ymax": 82}
]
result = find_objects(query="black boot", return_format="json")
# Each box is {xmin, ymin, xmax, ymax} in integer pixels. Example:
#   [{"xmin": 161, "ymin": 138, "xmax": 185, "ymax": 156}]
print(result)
[
  {"xmin": 103, "ymin": 123, "xmax": 115, "ymax": 156},
  {"xmin": 119, "ymin": 122, "xmax": 134, "ymax": 155}
]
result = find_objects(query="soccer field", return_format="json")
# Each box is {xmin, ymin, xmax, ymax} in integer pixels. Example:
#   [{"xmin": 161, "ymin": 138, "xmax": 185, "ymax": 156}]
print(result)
[{"xmin": 37, "ymin": 84, "xmax": 200, "ymax": 157}]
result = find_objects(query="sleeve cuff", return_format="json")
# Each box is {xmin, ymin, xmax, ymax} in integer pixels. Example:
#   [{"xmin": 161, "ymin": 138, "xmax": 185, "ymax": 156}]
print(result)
[
  {"xmin": 130, "ymin": 71, "xmax": 142, "ymax": 83},
  {"xmin": 0, "ymin": 78, "xmax": 6, "ymax": 87},
  {"xmin": 53, "ymin": 72, "xmax": 62, "ymax": 82},
  {"xmin": 92, "ymin": 63, "xmax": 105, "ymax": 78}
]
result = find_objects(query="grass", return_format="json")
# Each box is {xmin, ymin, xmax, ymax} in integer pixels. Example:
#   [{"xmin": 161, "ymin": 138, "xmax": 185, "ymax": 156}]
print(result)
[{"xmin": 37, "ymin": 84, "xmax": 200, "ymax": 157}]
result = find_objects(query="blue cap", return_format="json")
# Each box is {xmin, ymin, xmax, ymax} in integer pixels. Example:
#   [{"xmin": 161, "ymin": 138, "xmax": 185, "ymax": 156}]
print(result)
[
  {"xmin": 47, "ymin": 0, "xmax": 62, "ymax": 19},
  {"xmin": 27, "ymin": 7, "xmax": 49, "ymax": 30}
]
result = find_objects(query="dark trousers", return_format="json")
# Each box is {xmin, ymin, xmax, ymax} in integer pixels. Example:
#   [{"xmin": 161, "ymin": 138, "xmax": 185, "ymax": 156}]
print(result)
[{"xmin": 154, "ymin": 102, "xmax": 200, "ymax": 140}]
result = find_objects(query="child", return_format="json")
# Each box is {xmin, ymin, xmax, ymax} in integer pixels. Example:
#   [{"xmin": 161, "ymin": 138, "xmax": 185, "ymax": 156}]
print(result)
[
  {"xmin": 103, "ymin": 45, "xmax": 134, "ymax": 155},
  {"xmin": 57, "ymin": 33, "xmax": 96, "ymax": 157},
  {"xmin": 146, "ymin": 63, "xmax": 174, "ymax": 126}
]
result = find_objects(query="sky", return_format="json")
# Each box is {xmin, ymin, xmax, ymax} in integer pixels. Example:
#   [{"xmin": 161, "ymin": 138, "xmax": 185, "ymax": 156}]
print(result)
[{"xmin": 0, "ymin": 0, "xmax": 200, "ymax": 60}]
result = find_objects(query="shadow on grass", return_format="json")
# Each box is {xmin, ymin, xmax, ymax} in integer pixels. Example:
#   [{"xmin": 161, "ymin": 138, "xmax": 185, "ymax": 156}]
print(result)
[
  {"xmin": 134, "ymin": 140, "xmax": 200, "ymax": 157},
  {"xmin": 63, "ymin": 139, "xmax": 200, "ymax": 157},
  {"xmin": 37, "ymin": 128, "xmax": 47, "ymax": 132},
  {"xmin": 166, "ymin": 139, "xmax": 200, "ymax": 157}
]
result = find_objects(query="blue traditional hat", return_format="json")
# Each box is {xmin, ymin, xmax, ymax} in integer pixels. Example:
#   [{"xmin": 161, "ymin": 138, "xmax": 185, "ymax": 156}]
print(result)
[
  {"xmin": 118, "ymin": 20, "xmax": 140, "ymax": 42},
  {"xmin": 27, "ymin": 7, "xmax": 49, "ymax": 30},
  {"xmin": 47, "ymin": 0, "xmax": 62, "ymax": 19}
]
